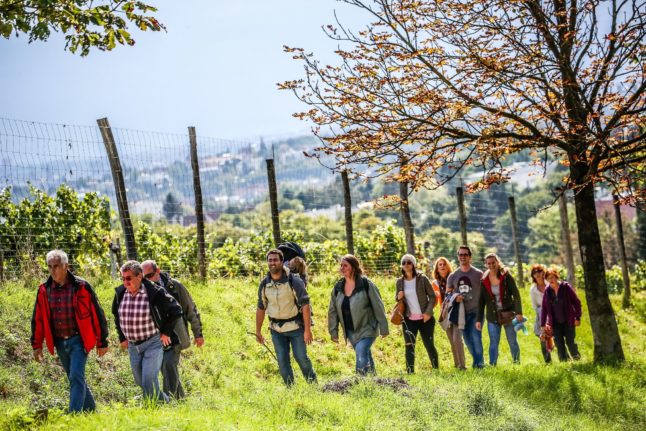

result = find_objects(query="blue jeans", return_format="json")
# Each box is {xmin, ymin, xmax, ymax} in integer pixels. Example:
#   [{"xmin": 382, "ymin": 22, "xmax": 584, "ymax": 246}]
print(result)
[
  {"xmin": 271, "ymin": 328, "xmax": 317, "ymax": 386},
  {"xmin": 487, "ymin": 321, "xmax": 520, "ymax": 365},
  {"xmin": 347, "ymin": 330, "xmax": 376, "ymax": 375},
  {"xmin": 127, "ymin": 335, "xmax": 168, "ymax": 402},
  {"xmin": 54, "ymin": 335, "xmax": 96, "ymax": 413},
  {"xmin": 461, "ymin": 312, "xmax": 484, "ymax": 368}
]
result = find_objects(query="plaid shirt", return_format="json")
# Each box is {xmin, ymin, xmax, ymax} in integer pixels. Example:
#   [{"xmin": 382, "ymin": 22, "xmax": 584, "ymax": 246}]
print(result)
[
  {"xmin": 48, "ymin": 282, "xmax": 78, "ymax": 338},
  {"xmin": 118, "ymin": 286, "xmax": 158, "ymax": 342}
]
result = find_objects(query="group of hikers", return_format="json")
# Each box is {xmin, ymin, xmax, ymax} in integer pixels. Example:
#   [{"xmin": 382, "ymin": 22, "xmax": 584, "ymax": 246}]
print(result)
[{"xmin": 30, "ymin": 244, "xmax": 582, "ymax": 412}]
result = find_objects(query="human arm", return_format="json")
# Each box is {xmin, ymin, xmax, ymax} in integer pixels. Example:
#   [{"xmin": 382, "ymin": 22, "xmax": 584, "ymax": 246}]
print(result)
[
  {"xmin": 302, "ymin": 304, "xmax": 313, "ymax": 344},
  {"xmin": 84, "ymin": 280, "xmax": 110, "ymax": 349},
  {"xmin": 366, "ymin": 278, "xmax": 389, "ymax": 336},
  {"xmin": 507, "ymin": 274, "xmax": 523, "ymax": 320},
  {"xmin": 255, "ymin": 308, "xmax": 266, "ymax": 344},
  {"xmin": 422, "ymin": 275, "xmax": 436, "ymax": 317},
  {"xmin": 328, "ymin": 287, "xmax": 340, "ymax": 342},
  {"xmin": 174, "ymin": 279, "xmax": 203, "ymax": 340},
  {"xmin": 30, "ymin": 288, "xmax": 45, "ymax": 352},
  {"xmin": 111, "ymin": 288, "xmax": 127, "ymax": 343}
]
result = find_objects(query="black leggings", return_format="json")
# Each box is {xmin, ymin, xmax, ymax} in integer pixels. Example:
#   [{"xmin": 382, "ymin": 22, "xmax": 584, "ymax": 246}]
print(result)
[
  {"xmin": 403, "ymin": 317, "xmax": 439, "ymax": 372},
  {"xmin": 552, "ymin": 322, "xmax": 580, "ymax": 361}
]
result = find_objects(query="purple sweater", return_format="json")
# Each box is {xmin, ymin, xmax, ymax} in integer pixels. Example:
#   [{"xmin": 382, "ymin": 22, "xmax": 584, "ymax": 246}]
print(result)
[{"xmin": 540, "ymin": 281, "xmax": 582, "ymax": 327}]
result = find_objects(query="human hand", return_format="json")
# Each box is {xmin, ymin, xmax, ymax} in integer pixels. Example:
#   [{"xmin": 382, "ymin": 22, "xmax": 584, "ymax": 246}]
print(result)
[
  {"xmin": 516, "ymin": 314, "xmax": 523, "ymax": 322},
  {"xmin": 160, "ymin": 334, "xmax": 171, "ymax": 347},
  {"xmin": 255, "ymin": 332, "xmax": 265, "ymax": 344},
  {"xmin": 423, "ymin": 314, "xmax": 431, "ymax": 323},
  {"xmin": 97, "ymin": 347, "xmax": 108, "ymax": 357},
  {"xmin": 475, "ymin": 322, "xmax": 482, "ymax": 331},
  {"xmin": 120, "ymin": 340, "xmax": 129, "ymax": 350},
  {"xmin": 397, "ymin": 291, "xmax": 404, "ymax": 301},
  {"xmin": 195, "ymin": 337, "xmax": 205, "ymax": 347},
  {"xmin": 304, "ymin": 329, "xmax": 313, "ymax": 345},
  {"xmin": 455, "ymin": 295, "xmax": 463, "ymax": 303},
  {"xmin": 33, "ymin": 348, "xmax": 43, "ymax": 363},
  {"xmin": 574, "ymin": 319, "xmax": 581, "ymax": 327}
]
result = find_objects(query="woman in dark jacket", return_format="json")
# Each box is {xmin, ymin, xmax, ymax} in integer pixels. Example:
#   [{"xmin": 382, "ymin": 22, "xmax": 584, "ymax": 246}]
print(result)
[
  {"xmin": 540, "ymin": 267, "xmax": 582, "ymax": 361},
  {"xmin": 479, "ymin": 253, "xmax": 523, "ymax": 365},
  {"xmin": 395, "ymin": 253, "xmax": 438, "ymax": 373},
  {"xmin": 328, "ymin": 254, "xmax": 389, "ymax": 375}
]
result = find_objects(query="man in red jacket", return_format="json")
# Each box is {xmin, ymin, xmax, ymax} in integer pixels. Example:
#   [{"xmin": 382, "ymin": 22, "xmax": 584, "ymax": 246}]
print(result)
[{"xmin": 31, "ymin": 250, "xmax": 109, "ymax": 413}]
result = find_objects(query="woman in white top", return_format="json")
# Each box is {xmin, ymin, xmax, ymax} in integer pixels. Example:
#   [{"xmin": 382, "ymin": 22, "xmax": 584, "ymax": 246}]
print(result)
[
  {"xmin": 395, "ymin": 254, "xmax": 438, "ymax": 373},
  {"xmin": 529, "ymin": 264, "xmax": 551, "ymax": 363}
]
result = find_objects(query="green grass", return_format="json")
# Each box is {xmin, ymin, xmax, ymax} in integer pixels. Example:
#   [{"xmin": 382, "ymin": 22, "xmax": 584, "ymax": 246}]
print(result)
[{"xmin": 0, "ymin": 275, "xmax": 644, "ymax": 430}]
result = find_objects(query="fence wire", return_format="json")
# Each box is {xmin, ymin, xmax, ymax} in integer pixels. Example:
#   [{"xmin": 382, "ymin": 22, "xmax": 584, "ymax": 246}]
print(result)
[{"xmin": 0, "ymin": 117, "xmax": 636, "ymax": 281}]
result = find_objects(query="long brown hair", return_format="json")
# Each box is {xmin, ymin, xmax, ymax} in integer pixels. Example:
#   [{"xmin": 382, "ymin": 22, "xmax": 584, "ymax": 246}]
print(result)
[
  {"xmin": 484, "ymin": 253, "xmax": 506, "ymax": 278},
  {"xmin": 432, "ymin": 257, "xmax": 452, "ymax": 283},
  {"xmin": 341, "ymin": 254, "xmax": 364, "ymax": 279}
]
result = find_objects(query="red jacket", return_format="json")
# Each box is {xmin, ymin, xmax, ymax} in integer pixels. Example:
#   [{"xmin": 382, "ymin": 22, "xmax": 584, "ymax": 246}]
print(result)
[{"xmin": 31, "ymin": 272, "xmax": 109, "ymax": 355}]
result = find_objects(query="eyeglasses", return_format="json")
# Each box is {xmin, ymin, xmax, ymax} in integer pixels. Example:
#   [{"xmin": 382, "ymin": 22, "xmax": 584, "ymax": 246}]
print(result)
[
  {"xmin": 122, "ymin": 276, "xmax": 136, "ymax": 282},
  {"xmin": 458, "ymin": 253, "xmax": 470, "ymax": 257},
  {"xmin": 402, "ymin": 261, "xmax": 413, "ymax": 266},
  {"xmin": 143, "ymin": 272, "xmax": 156, "ymax": 280},
  {"xmin": 532, "ymin": 270, "xmax": 544, "ymax": 275}
]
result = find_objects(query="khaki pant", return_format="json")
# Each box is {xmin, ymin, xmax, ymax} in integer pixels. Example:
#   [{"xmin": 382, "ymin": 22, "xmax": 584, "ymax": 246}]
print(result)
[{"xmin": 445, "ymin": 324, "xmax": 466, "ymax": 369}]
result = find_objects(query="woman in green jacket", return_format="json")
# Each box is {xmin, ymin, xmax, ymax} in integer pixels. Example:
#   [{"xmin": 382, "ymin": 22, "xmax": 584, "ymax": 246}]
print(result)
[{"xmin": 328, "ymin": 254, "xmax": 389, "ymax": 375}]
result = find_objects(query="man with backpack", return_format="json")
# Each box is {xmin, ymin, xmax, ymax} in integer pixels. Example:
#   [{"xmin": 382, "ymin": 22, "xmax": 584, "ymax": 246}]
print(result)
[
  {"xmin": 141, "ymin": 260, "xmax": 204, "ymax": 400},
  {"xmin": 255, "ymin": 248, "xmax": 317, "ymax": 386}
]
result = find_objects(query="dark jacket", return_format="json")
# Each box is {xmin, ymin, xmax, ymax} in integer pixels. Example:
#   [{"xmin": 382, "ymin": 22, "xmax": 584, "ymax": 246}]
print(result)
[
  {"xmin": 328, "ymin": 276, "xmax": 389, "ymax": 343},
  {"xmin": 395, "ymin": 273, "xmax": 436, "ymax": 317},
  {"xmin": 540, "ymin": 281, "xmax": 582, "ymax": 327},
  {"xmin": 479, "ymin": 270, "xmax": 523, "ymax": 324},
  {"xmin": 31, "ymin": 271, "xmax": 109, "ymax": 355},
  {"xmin": 111, "ymin": 278, "xmax": 183, "ymax": 344},
  {"xmin": 159, "ymin": 272, "xmax": 203, "ymax": 339}
]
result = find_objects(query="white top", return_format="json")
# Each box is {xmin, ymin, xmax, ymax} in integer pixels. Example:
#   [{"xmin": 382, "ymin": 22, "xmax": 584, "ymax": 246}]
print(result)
[
  {"xmin": 403, "ymin": 278, "xmax": 423, "ymax": 317},
  {"xmin": 530, "ymin": 283, "xmax": 546, "ymax": 336},
  {"xmin": 491, "ymin": 283, "xmax": 502, "ymax": 309}
]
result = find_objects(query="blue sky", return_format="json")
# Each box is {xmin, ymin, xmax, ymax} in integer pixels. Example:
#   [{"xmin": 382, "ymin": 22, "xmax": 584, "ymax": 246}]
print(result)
[{"xmin": 0, "ymin": 1, "xmax": 368, "ymax": 139}]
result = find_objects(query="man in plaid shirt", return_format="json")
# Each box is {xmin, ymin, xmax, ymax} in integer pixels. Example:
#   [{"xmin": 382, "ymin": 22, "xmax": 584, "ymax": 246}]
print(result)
[
  {"xmin": 112, "ymin": 260, "xmax": 182, "ymax": 402},
  {"xmin": 31, "ymin": 249, "xmax": 109, "ymax": 413}
]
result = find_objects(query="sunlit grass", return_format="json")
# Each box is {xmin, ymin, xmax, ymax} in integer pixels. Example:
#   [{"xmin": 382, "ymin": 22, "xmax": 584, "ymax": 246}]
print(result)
[{"xmin": 0, "ymin": 277, "xmax": 644, "ymax": 430}]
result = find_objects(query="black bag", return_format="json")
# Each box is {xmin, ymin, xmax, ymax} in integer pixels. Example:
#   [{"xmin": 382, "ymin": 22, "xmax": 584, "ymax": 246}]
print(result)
[{"xmin": 497, "ymin": 310, "xmax": 515, "ymax": 326}]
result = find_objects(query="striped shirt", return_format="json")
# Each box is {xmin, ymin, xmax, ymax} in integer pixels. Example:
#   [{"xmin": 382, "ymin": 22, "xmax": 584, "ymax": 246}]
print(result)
[
  {"xmin": 118, "ymin": 286, "xmax": 158, "ymax": 342},
  {"xmin": 49, "ymin": 282, "xmax": 78, "ymax": 338}
]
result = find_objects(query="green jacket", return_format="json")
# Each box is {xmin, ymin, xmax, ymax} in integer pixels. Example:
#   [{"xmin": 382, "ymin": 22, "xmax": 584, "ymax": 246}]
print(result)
[
  {"xmin": 395, "ymin": 273, "xmax": 436, "ymax": 317},
  {"xmin": 328, "ymin": 276, "xmax": 389, "ymax": 343}
]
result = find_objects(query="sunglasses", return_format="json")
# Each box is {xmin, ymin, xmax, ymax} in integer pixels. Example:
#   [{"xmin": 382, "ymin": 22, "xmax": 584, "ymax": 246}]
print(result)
[
  {"xmin": 458, "ymin": 253, "xmax": 470, "ymax": 257},
  {"xmin": 121, "ymin": 275, "xmax": 138, "ymax": 282},
  {"xmin": 143, "ymin": 272, "xmax": 156, "ymax": 280},
  {"xmin": 402, "ymin": 261, "xmax": 413, "ymax": 266}
]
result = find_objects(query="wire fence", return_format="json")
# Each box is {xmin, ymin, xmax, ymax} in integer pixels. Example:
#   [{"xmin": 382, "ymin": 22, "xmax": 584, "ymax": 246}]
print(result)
[{"xmin": 0, "ymin": 117, "xmax": 639, "ymax": 281}]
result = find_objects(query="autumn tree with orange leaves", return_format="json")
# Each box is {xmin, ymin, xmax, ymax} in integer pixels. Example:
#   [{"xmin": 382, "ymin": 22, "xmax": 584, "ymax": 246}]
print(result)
[{"xmin": 281, "ymin": 0, "xmax": 646, "ymax": 363}]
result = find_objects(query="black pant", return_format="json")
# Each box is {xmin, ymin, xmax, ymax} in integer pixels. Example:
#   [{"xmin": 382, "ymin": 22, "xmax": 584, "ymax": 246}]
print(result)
[
  {"xmin": 552, "ymin": 322, "xmax": 580, "ymax": 361},
  {"xmin": 540, "ymin": 338, "xmax": 552, "ymax": 363},
  {"xmin": 403, "ymin": 317, "xmax": 439, "ymax": 372}
]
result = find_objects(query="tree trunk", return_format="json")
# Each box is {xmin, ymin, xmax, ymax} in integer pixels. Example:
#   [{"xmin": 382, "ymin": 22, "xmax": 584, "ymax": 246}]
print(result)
[
  {"xmin": 570, "ymin": 164, "xmax": 624, "ymax": 363},
  {"xmin": 399, "ymin": 180, "xmax": 415, "ymax": 254}
]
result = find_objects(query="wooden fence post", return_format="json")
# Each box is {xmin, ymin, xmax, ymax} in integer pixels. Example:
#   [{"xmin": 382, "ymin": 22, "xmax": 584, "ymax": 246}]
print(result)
[
  {"xmin": 97, "ymin": 117, "xmax": 137, "ymax": 261},
  {"xmin": 189, "ymin": 127, "xmax": 207, "ymax": 280},
  {"xmin": 508, "ymin": 196, "xmax": 525, "ymax": 287},
  {"xmin": 266, "ymin": 159, "xmax": 282, "ymax": 247},
  {"xmin": 341, "ymin": 170, "xmax": 354, "ymax": 255},
  {"xmin": 558, "ymin": 191, "xmax": 576, "ymax": 289},
  {"xmin": 613, "ymin": 194, "xmax": 631, "ymax": 308},
  {"xmin": 456, "ymin": 186, "xmax": 468, "ymax": 245}
]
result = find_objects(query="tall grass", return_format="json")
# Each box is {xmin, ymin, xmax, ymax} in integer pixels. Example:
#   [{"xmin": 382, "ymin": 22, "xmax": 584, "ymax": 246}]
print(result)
[{"xmin": 0, "ymin": 275, "xmax": 644, "ymax": 430}]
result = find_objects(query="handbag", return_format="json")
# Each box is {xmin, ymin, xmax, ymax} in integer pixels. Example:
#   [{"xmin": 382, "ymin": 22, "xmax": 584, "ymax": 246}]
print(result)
[
  {"xmin": 390, "ymin": 300, "xmax": 406, "ymax": 325},
  {"xmin": 496, "ymin": 310, "xmax": 515, "ymax": 326}
]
